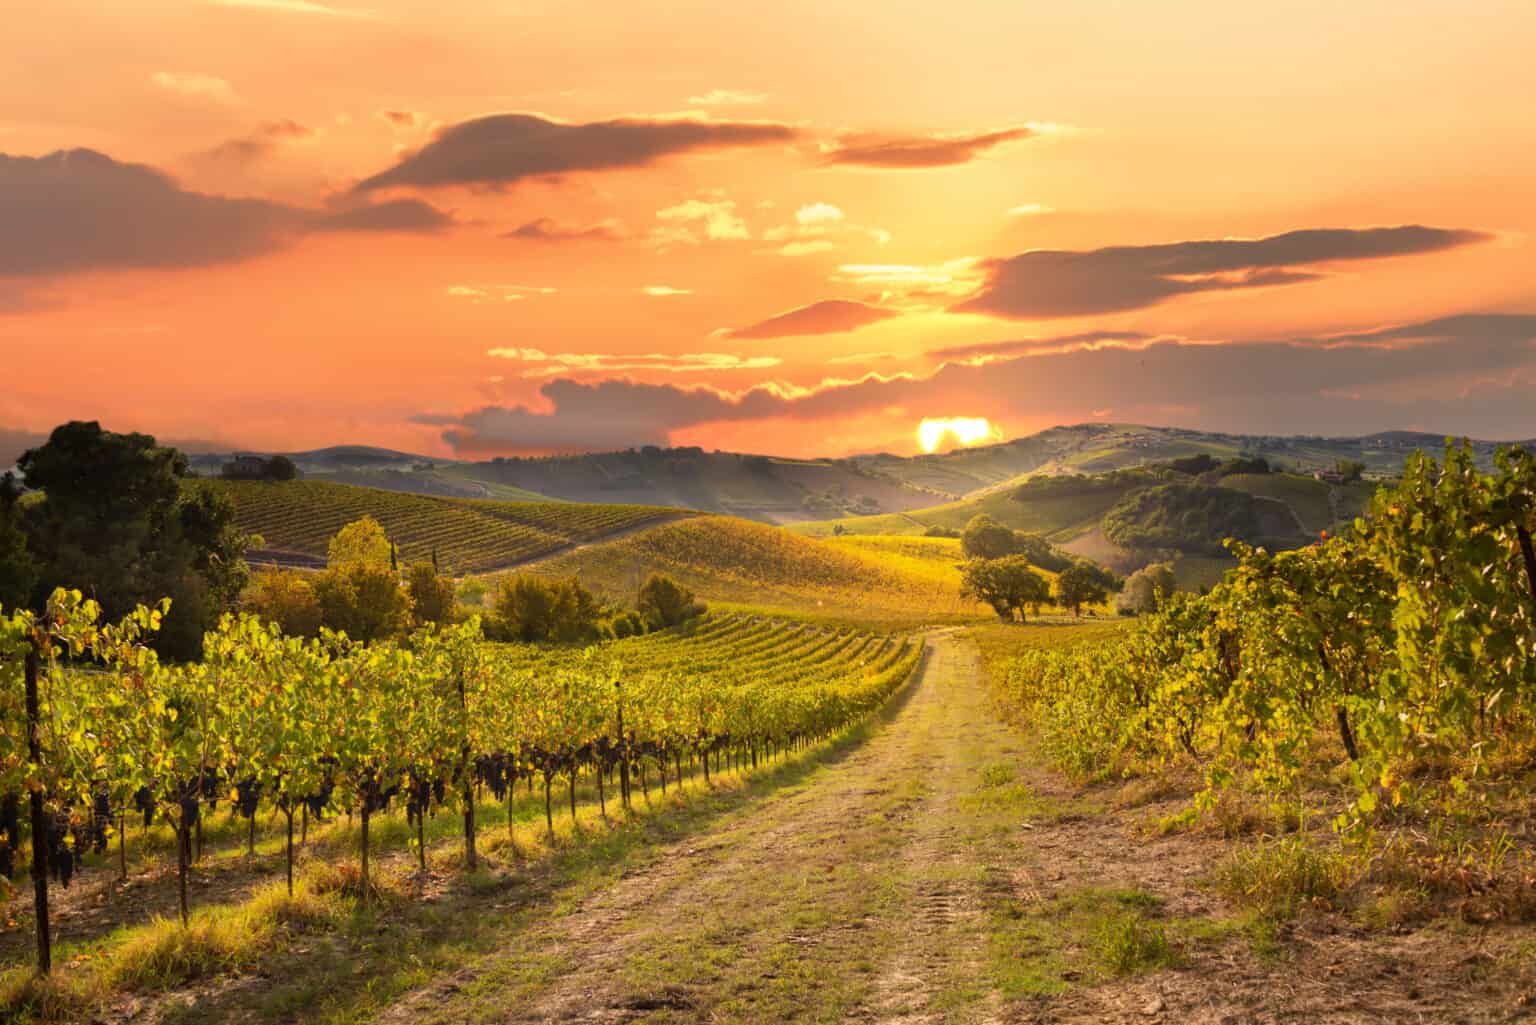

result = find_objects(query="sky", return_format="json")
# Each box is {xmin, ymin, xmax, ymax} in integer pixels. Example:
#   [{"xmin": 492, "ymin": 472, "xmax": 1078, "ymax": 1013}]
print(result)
[{"xmin": 2, "ymin": 0, "xmax": 1535, "ymax": 459}]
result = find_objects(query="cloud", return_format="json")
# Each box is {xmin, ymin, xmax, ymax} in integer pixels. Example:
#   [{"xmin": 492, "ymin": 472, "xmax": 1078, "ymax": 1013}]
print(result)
[
  {"xmin": 1006, "ymin": 203, "xmax": 1054, "ymax": 217},
  {"xmin": 930, "ymin": 330, "xmax": 1156, "ymax": 362},
  {"xmin": 836, "ymin": 259, "xmax": 984, "ymax": 301},
  {"xmin": 953, "ymin": 225, "xmax": 1492, "ymax": 319},
  {"xmin": 652, "ymin": 197, "xmax": 749, "ymax": 244},
  {"xmin": 151, "ymin": 71, "xmax": 242, "ymax": 104},
  {"xmin": 354, "ymin": 113, "xmax": 796, "ymax": 192},
  {"xmin": 719, "ymin": 299, "xmax": 900, "ymax": 340},
  {"xmin": 487, "ymin": 348, "xmax": 780, "ymax": 378},
  {"xmin": 687, "ymin": 89, "xmax": 767, "ymax": 106},
  {"xmin": 820, "ymin": 127, "xmax": 1035, "ymax": 169},
  {"xmin": 211, "ymin": 0, "xmax": 373, "ymax": 17},
  {"xmin": 193, "ymin": 119, "xmax": 314, "ymax": 166},
  {"xmin": 503, "ymin": 217, "xmax": 627, "ymax": 242},
  {"xmin": 418, "ymin": 313, "xmax": 1536, "ymax": 453},
  {"xmin": 642, "ymin": 285, "xmax": 693, "ymax": 297},
  {"xmin": 795, "ymin": 202, "xmax": 845, "ymax": 225},
  {"xmin": 777, "ymin": 239, "xmax": 836, "ymax": 257},
  {"xmin": 316, "ymin": 197, "xmax": 454, "ymax": 233},
  {"xmin": 378, "ymin": 110, "xmax": 419, "ymax": 128},
  {"xmin": 447, "ymin": 283, "xmax": 555, "ymax": 302},
  {"xmin": 0, "ymin": 148, "xmax": 451, "ymax": 277}
]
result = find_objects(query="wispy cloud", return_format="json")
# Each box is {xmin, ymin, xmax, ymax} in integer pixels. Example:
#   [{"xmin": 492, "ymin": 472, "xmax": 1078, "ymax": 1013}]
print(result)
[
  {"xmin": 642, "ymin": 285, "xmax": 694, "ymax": 297},
  {"xmin": 820, "ymin": 126, "xmax": 1044, "ymax": 169},
  {"xmin": 151, "ymin": 71, "xmax": 242, "ymax": 104},
  {"xmin": 212, "ymin": 0, "xmax": 374, "ymax": 17},
  {"xmin": 487, "ymin": 347, "xmax": 778, "ymax": 378},
  {"xmin": 652, "ymin": 197, "xmax": 749, "ymax": 244},
  {"xmin": 719, "ymin": 299, "xmax": 900, "ymax": 340},
  {"xmin": 687, "ymin": 89, "xmax": 767, "ymax": 106}
]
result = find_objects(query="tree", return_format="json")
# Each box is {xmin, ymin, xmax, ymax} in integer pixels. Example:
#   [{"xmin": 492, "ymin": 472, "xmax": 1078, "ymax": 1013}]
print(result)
[
  {"xmin": 266, "ymin": 455, "xmax": 299, "ymax": 481},
  {"xmin": 314, "ymin": 563, "xmax": 413, "ymax": 643},
  {"xmin": 961, "ymin": 514, "xmax": 1018, "ymax": 560},
  {"xmin": 1117, "ymin": 561, "xmax": 1177, "ymax": 614},
  {"xmin": 638, "ymin": 573, "xmax": 704, "ymax": 629},
  {"xmin": 1055, "ymin": 562, "xmax": 1117, "ymax": 617},
  {"xmin": 327, "ymin": 516, "xmax": 392, "ymax": 570},
  {"xmin": 243, "ymin": 569, "xmax": 323, "ymax": 636},
  {"xmin": 1336, "ymin": 459, "xmax": 1366, "ymax": 483},
  {"xmin": 17, "ymin": 422, "xmax": 251, "ymax": 658},
  {"xmin": 960, "ymin": 556, "xmax": 1051, "ymax": 622},
  {"xmin": 406, "ymin": 562, "xmax": 456, "ymax": 626},
  {"xmin": 490, "ymin": 575, "xmax": 600, "ymax": 642},
  {"xmin": 0, "ymin": 473, "xmax": 37, "ymax": 610}
]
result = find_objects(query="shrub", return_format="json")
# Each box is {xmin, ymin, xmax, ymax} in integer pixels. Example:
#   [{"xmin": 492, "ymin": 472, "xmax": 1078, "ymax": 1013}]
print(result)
[{"xmin": 638, "ymin": 573, "xmax": 705, "ymax": 629}]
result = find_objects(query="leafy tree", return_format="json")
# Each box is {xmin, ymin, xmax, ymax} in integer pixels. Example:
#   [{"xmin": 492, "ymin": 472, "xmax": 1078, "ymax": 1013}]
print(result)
[
  {"xmin": 243, "ymin": 569, "xmax": 323, "ymax": 636},
  {"xmin": 0, "ymin": 472, "xmax": 37, "ymax": 610},
  {"xmin": 406, "ymin": 562, "xmax": 457, "ymax": 626},
  {"xmin": 327, "ymin": 515, "xmax": 392, "ymax": 570},
  {"xmin": 490, "ymin": 574, "xmax": 600, "ymax": 642},
  {"xmin": 1117, "ymin": 561, "xmax": 1177, "ymax": 614},
  {"xmin": 961, "ymin": 514, "xmax": 1018, "ymax": 560},
  {"xmin": 1335, "ymin": 459, "xmax": 1366, "ymax": 483},
  {"xmin": 638, "ymin": 573, "xmax": 704, "ymax": 629},
  {"xmin": 266, "ymin": 455, "xmax": 299, "ymax": 481},
  {"xmin": 17, "ymin": 421, "xmax": 251, "ymax": 658},
  {"xmin": 1055, "ymin": 562, "xmax": 1118, "ymax": 617},
  {"xmin": 960, "ymin": 556, "xmax": 1050, "ymax": 622},
  {"xmin": 315, "ymin": 563, "xmax": 413, "ymax": 643}
]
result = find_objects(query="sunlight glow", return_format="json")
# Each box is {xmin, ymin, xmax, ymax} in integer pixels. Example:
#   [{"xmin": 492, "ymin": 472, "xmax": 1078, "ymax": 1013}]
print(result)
[{"xmin": 917, "ymin": 416, "xmax": 1002, "ymax": 453}]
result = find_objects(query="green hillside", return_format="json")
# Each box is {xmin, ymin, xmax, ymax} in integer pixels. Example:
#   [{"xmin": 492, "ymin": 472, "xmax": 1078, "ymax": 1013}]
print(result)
[{"xmin": 206, "ymin": 479, "xmax": 689, "ymax": 574}]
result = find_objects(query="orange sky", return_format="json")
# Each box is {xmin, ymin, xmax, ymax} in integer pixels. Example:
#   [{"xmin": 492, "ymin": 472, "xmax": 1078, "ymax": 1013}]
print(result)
[{"xmin": 3, "ymin": 0, "xmax": 1534, "ymax": 457}]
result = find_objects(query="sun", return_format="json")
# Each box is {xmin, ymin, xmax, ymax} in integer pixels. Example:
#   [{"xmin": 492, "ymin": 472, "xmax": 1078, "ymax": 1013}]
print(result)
[{"xmin": 916, "ymin": 417, "xmax": 1003, "ymax": 454}]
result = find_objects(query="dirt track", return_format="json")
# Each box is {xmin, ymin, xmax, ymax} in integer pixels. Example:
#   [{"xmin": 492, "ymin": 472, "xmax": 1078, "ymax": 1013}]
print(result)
[{"xmin": 357, "ymin": 632, "xmax": 1536, "ymax": 1024}]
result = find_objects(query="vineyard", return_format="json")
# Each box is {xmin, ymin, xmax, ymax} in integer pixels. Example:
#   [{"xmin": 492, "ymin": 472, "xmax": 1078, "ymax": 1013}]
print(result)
[
  {"xmin": 992, "ymin": 443, "xmax": 1536, "ymax": 917},
  {"xmin": 208, "ymin": 479, "xmax": 686, "ymax": 574},
  {"xmin": 531, "ymin": 516, "xmax": 989, "ymax": 628},
  {"xmin": 0, "ymin": 604, "xmax": 921, "ymax": 1008}
]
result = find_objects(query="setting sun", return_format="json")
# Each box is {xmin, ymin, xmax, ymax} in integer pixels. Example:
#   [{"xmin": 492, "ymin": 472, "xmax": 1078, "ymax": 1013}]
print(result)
[{"xmin": 917, "ymin": 417, "xmax": 1003, "ymax": 453}]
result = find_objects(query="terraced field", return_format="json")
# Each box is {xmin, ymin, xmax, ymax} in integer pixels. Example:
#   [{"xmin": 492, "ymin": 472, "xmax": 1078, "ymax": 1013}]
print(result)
[{"xmin": 206, "ymin": 479, "xmax": 688, "ymax": 574}]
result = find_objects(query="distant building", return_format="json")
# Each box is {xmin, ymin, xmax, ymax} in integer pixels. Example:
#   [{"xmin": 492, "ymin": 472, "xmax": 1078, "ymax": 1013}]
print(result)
[{"xmin": 1313, "ymin": 469, "xmax": 1348, "ymax": 484}]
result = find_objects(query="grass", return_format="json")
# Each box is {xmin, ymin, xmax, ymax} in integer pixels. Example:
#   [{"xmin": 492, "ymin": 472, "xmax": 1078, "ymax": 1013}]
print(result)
[{"xmin": 1214, "ymin": 836, "xmax": 1347, "ymax": 920}]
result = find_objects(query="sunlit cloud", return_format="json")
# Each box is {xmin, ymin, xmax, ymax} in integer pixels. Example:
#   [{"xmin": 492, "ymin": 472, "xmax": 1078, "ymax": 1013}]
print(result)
[
  {"xmin": 834, "ymin": 258, "xmax": 984, "ymax": 301},
  {"xmin": 1006, "ymin": 203, "xmax": 1054, "ymax": 217},
  {"xmin": 687, "ymin": 89, "xmax": 768, "ymax": 106},
  {"xmin": 795, "ymin": 202, "xmax": 845, "ymax": 225},
  {"xmin": 151, "ymin": 71, "xmax": 242, "ymax": 104},
  {"xmin": 652, "ymin": 197, "xmax": 749, "ymax": 244},
  {"xmin": 642, "ymin": 285, "xmax": 693, "ymax": 296},
  {"xmin": 212, "ymin": 0, "xmax": 374, "ymax": 17},
  {"xmin": 447, "ymin": 283, "xmax": 555, "ymax": 302},
  {"xmin": 487, "ymin": 347, "xmax": 779, "ymax": 378}
]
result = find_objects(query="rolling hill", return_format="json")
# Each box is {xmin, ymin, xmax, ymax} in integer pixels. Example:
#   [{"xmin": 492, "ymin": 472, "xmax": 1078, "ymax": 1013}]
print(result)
[
  {"xmin": 206, "ymin": 479, "xmax": 689, "ymax": 575},
  {"xmin": 176, "ymin": 422, "xmax": 1533, "ymax": 525}
]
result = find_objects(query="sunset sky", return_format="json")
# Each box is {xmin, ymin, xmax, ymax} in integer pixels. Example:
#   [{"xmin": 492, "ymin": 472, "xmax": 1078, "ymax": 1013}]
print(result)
[{"xmin": 3, "ymin": 0, "xmax": 1535, "ymax": 458}]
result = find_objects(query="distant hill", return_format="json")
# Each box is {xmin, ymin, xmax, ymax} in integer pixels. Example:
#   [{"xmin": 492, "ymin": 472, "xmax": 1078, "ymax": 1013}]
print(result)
[{"xmin": 180, "ymin": 422, "xmax": 1533, "ymax": 526}]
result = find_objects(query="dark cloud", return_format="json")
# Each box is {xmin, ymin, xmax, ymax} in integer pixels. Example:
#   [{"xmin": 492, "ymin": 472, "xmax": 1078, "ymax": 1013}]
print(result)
[
  {"xmin": 419, "ymin": 313, "xmax": 1536, "ymax": 453},
  {"xmin": 502, "ymin": 216, "xmax": 627, "ymax": 242},
  {"xmin": 354, "ymin": 113, "xmax": 797, "ymax": 192},
  {"xmin": 194, "ymin": 119, "xmax": 313, "ymax": 166},
  {"xmin": 953, "ymin": 225, "xmax": 1491, "ymax": 319},
  {"xmin": 721, "ymin": 299, "xmax": 900, "ymax": 340},
  {"xmin": 0, "ymin": 148, "xmax": 453, "ymax": 277},
  {"xmin": 316, "ymin": 198, "xmax": 455, "ymax": 233},
  {"xmin": 820, "ymin": 128, "xmax": 1034, "ymax": 169},
  {"xmin": 378, "ymin": 110, "xmax": 419, "ymax": 128}
]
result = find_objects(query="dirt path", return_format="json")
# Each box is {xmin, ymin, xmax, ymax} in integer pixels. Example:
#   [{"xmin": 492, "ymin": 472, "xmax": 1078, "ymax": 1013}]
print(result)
[{"xmin": 365, "ymin": 630, "xmax": 1536, "ymax": 1025}]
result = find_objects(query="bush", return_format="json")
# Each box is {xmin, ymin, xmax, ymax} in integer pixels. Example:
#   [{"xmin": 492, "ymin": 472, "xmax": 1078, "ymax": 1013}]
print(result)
[
  {"xmin": 405, "ymin": 562, "xmax": 456, "ymax": 626},
  {"xmin": 243, "ymin": 569, "xmax": 323, "ymax": 637},
  {"xmin": 490, "ymin": 574, "xmax": 600, "ymax": 642},
  {"xmin": 314, "ymin": 563, "xmax": 413, "ymax": 642},
  {"xmin": 637, "ymin": 573, "xmax": 704, "ymax": 629},
  {"xmin": 1116, "ymin": 561, "xmax": 1177, "ymax": 615}
]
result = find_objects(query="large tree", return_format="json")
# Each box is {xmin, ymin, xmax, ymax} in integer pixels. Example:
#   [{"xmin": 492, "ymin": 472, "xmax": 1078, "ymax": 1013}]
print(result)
[
  {"xmin": 1054, "ymin": 562, "xmax": 1120, "ymax": 617},
  {"xmin": 960, "ymin": 514, "xmax": 1019, "ymax": 560},
  {"xmin": 16, "ymin": 422, "xmax": 251, "ymax": 657},
  {"xmin": 960, "ymin": 556, "xmax": 1051, "ymax": 622}
]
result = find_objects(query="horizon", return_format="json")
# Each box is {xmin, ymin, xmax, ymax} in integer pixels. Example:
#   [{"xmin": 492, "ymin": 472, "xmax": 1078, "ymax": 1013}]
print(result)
[{"xmin": 4, "ymin": 2, "xmax": 1535, "ymax": 457}]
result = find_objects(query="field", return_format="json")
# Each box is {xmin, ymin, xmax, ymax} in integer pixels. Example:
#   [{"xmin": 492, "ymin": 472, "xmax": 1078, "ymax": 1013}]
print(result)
[
  {"xmin": 207, "ymin": 479, "xmax": 688, "ymax": 574},
  {"xmin": 524, "ymin": 516, "xmax": 995, "ymax": 628}
]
